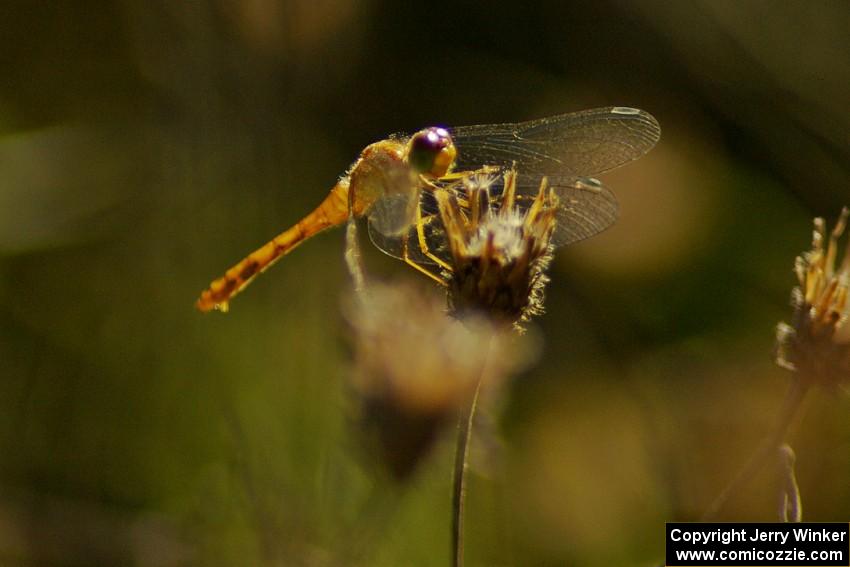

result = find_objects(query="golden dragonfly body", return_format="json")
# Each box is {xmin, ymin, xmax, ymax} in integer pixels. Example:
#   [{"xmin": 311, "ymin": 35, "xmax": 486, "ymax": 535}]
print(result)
[{"xmin": 196, "ymin": 107, "xmax": 660, "ymax": 312}]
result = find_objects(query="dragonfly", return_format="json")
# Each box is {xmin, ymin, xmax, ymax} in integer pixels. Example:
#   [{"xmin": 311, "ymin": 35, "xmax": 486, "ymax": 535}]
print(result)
[{"xmin": 196, "ymin": 106, "xmax": 660, "ymax": 312}]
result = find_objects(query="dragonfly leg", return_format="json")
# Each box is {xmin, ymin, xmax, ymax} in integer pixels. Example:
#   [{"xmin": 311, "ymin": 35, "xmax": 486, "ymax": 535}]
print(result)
[
  {"xmin": 436, "ymin": 165, "xmax": 501, "ymax": 182},
  {"xmin": 402, "ymin": 232, "xmax": 447, "ymax": 286},
  {"xmin": 420, "ymin": 172, "xmax": 492, "ymax": 220},
  {"xmin": 414, "ymin": 202, "xmax": 453, "ymax": 271}
]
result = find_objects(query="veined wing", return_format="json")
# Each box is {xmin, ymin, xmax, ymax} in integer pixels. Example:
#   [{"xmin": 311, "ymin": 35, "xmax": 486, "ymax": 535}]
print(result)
[
  {"xmin": 539, "ymin": 174, "xmax": 619, "ymax": 247},
  {"xmin": 449, "ymin": 107, "xmax": 659, "ymax": 178},
  {"xmin": 367, "ymin": 168, "xmax": 619, "ymax": 264},
  {"xmin": 368, "ymin": 187, "xmax": 452, "ymax": 266}
]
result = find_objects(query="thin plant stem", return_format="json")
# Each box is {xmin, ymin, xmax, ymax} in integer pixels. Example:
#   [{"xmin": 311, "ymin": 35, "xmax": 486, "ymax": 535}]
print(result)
[
  {"xmin": 701, "ymin": 377, "xmax": 810, "ymax": 521},
  {"xmin": 452, "ymin": 375, "xmax": 484, "ymax": 567},
  {"xmin": 777, "ymin": 443, "xmax": 802, "ymax": 522}
]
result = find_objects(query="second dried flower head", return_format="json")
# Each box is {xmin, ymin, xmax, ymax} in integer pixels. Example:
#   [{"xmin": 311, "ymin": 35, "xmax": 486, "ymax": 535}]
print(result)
[{"xmin": 777, "ymin": 207, "xmax": 850, "ymax": 391}]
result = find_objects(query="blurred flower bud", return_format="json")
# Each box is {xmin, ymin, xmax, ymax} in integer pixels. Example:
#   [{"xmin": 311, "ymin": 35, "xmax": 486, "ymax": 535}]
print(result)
[{"xmin": 344, "ymin": 281, "xmax": 529, "ymax": 478}]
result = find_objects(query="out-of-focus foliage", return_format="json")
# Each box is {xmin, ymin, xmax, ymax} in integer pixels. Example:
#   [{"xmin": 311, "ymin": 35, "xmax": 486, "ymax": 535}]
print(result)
[{"xmin": 0, "ymin": 1, "xmax": 848, "ymax": 565}]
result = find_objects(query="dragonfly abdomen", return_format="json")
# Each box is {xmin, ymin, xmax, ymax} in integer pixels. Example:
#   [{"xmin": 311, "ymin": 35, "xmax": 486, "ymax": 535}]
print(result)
[{"xmin": 196, "ymin": 182, "xmax": 350, "ymax": 312}]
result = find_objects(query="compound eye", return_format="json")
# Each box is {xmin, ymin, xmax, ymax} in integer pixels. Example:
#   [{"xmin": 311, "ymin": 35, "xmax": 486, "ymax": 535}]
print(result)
[{"xmin": 407, "ymin": 127, "xmax": 457, "ymax": 177}]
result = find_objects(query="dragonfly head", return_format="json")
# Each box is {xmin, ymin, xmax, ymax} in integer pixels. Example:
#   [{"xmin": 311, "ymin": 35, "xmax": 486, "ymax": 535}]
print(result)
[{"xmin": 406, "ymin": 127, "xmax": 457, "ymax": 178}]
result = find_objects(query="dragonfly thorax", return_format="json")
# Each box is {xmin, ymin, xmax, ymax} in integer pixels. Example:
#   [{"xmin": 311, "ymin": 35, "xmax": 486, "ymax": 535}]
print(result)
[
  {"xmin": 349, "ymin": 139, "xmax": 420, "ymax": 235},
  {"xmin": 347, "ymin": 139, "xmax": 408, "ymax": 212}
]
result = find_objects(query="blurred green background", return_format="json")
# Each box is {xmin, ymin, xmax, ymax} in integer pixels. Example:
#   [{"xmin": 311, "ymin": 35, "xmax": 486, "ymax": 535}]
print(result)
[{"xmin": 1, "ymin": 1, "xmax": 849, "ymax": 565}]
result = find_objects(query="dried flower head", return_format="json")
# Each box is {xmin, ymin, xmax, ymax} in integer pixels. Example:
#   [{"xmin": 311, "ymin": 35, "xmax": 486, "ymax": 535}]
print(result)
[
  {"xmin": 345, "ymin": 280, "xmax": 525, "ymax": 478},
  {"xmin": 436, "ymin": 168, "xmax": 558, "ymax": 327},
  {"xmin": 776, "ymin": 207, "xmax": 850, "ymax": 390}
]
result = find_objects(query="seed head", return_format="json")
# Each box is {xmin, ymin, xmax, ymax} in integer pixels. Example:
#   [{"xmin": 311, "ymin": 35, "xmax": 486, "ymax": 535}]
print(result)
[
  {"xmin": 776, "ymin": 207, "xmax": 850, "ymax": 391},
  {"xmin": 437, "ymin": 168, "xmax": 558, "ymax": 328}
]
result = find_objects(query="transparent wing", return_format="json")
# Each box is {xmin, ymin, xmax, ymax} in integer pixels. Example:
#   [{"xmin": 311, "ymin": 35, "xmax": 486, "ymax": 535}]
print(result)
[
  {"xmin": 449, "ymin": 107, "xmax": 660, "ymax": 178},
  {"xmin": 541, "ymin": 175, "xmax": 619, "ymax": 247},
  {"xmin": 367, "ymin": 169, "xmax": 619, "ymax": 264},
  {"xmin": 366, "ymin": 190, "xmax": 419, "ymax": 237},
  {"xmin": 368, "ymin": 188, "xmax": 452, "ymax": 265},
  {"xmin": 367, "ymin": 107, "xmax": 656, "ymax": 252}
]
